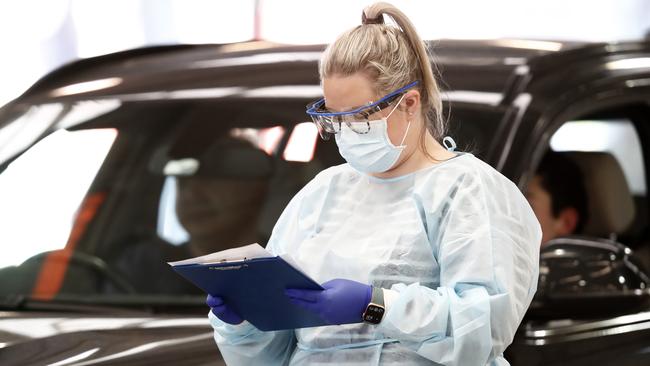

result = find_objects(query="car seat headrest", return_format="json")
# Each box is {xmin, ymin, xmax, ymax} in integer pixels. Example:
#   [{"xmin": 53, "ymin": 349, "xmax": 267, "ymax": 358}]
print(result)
[
  {"xmin": 156, "ymin": 137, "xmax": 273, "ymax": 180},
  {"xmin": 565, "ymin": 151, "xmax": 635, "ymax": 236}
]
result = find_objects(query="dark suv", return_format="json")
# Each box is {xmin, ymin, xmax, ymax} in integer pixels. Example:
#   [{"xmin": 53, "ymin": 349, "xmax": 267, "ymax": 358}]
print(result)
[{"xmin": 1, "ymin": 39, "xmax": 650, "ymax": 365}]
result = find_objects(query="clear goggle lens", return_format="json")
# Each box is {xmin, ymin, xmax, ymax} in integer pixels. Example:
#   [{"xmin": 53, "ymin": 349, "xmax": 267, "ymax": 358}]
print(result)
[
  {"xmin": 305, "ymin": 81, "xmax": 418, "ymax": 140},
  {"xmin": 307, "ymin": 97, "xmax": 398, "ymax": 140}
]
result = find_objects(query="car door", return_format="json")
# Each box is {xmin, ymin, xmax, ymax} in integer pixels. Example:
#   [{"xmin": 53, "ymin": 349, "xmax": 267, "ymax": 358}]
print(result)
[{"xmin": 505, "ymin": 41, "xmax": 650, "ymax": 366}]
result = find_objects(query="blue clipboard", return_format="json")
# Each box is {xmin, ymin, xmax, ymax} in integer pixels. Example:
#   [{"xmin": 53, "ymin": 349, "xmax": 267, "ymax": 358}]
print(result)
[{"xmin": 171, "ymin": 256, "xmax": 327, "ymax": 331}]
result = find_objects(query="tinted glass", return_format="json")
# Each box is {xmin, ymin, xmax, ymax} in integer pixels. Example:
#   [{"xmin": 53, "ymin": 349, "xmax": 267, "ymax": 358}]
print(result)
[{"xmin": 0, "ymin": 100, "xmax": 501, "ymax": 304}]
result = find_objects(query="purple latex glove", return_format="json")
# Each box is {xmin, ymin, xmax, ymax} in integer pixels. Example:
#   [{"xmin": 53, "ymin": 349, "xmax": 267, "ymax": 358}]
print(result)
[
  {"xmin": 285, "ymin": 278, "xmax": 372, "ymax": 325},
  {"xmin": 206, "ymin": 294, "xmax": 244, "ymax": 325}
]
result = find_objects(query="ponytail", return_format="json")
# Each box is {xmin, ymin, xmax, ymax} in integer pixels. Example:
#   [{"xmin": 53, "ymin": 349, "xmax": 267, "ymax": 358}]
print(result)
[{"xmin": 320, "ymin": 2, "xmax": 447, "ymax": 157}]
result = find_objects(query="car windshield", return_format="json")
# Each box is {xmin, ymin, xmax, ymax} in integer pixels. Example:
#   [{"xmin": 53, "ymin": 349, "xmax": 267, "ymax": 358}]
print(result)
[{"xmin": 0, "ymin": 98, "xmax": 503, "ymax": 308}]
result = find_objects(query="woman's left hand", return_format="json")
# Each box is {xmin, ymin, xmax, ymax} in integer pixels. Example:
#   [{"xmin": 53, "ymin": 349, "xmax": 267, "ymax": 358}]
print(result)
[{"xmin": 285, "ymin": 279, "xmax": 372, "ymax": 325}]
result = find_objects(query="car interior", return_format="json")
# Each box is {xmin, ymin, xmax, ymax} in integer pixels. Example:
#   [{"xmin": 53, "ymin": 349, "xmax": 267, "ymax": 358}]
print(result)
[
  {"xmin": 94, "ymin": 101, "xmax": 346, "ymax": 295},
  {"xmin": 532, "ymin": 106, "xmax": 650, "ymax": 317}
]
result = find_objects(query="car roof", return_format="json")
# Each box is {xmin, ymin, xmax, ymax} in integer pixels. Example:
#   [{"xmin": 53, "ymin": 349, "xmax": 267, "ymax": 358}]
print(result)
[{"xmin": 15, "ymin": 39, "xmax": 593, "ymax": 106}]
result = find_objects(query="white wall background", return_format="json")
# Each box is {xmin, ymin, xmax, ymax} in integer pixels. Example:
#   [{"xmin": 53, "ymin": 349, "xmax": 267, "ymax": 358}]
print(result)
[{"xmin": 0, "ymin": 0, "xmax": 649, "ymax": 108}]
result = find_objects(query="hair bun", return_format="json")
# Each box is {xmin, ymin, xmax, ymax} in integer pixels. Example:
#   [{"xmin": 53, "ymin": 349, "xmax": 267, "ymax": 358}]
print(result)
[{"xmin": 361, "ymin": 11, "xmax": 384, "ymax": 25}]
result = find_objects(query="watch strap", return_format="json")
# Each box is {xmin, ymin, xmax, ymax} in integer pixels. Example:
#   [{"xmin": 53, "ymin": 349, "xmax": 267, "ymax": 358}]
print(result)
[
  {"xmin": 362, "ymin": 286, "xmax": 386, "ymax": 324},
  {"xmin": 370, "ymin": 286, "xmax": 384, "ymax": 307}
]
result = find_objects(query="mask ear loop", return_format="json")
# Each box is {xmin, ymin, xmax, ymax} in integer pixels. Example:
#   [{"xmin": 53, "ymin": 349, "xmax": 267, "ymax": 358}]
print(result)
[
  {"xmin": 442, "ymin": 136, "xmax": 457, "ymax": 151},
  {"xmin": 386, "ymin": 94, "xmax": 410, "ymax": 147},
  {"xmin": 398, "ymin": 120, "xmax": 411, "ymax": 147},
  {"xmin": 386, "ymin": 94, "xmax": 406, "ymax": 120}
]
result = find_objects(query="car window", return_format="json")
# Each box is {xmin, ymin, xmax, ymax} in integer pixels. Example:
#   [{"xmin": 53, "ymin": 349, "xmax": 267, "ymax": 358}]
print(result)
[
  {"xmin": 551, "ymin": 118, "xmax": 646, "ymax": 195},
  {"xmin": 104, "ymin": 115, "xmax": 329, "ymax": 296},
  {"xmin": 527, "ymin": 115, "xmax": 650, "ymax": 321},
  {"xmin": 536, "ymin": 117, "xmax": 650, "ymax": 272},
  {"xmin": 0, "ymin": 128, "xmax": 117, "ymax": 270},
  {"xmin": 0, "ymin": 99, "xmax": 503, "ymax": 303},
  {"xmin": 547, "ymin": 118, "xmax": 647, "ymax": 243}
]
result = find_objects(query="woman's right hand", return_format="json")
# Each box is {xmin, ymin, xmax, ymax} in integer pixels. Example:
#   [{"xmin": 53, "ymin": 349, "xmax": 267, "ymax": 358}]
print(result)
[{"xmin": 206, "ymin": 294, "xmax": 244, "ymax": 325}]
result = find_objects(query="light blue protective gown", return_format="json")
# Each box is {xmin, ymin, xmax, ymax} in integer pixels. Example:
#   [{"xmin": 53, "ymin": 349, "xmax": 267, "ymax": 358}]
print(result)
[{"xmin": 209, "ymin": 152, "xmax": 542, "ymax": 365}]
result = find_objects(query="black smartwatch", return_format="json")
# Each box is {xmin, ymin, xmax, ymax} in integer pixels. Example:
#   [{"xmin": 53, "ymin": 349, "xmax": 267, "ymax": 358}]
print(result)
[{"xmin": 363, "ymin": 286, "xmax": 385, "ymax": 324}]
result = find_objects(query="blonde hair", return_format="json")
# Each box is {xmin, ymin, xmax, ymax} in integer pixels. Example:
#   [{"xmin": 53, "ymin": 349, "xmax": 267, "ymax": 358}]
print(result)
[{"xmin": 320, "ymin": 2, "xmax": 446, "ymax": 149}]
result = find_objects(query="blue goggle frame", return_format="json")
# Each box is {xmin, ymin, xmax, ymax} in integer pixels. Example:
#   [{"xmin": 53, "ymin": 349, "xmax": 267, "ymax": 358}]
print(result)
[{"xmin": 306, "ymin": 81, "xmax": 419, "ymax": 140}]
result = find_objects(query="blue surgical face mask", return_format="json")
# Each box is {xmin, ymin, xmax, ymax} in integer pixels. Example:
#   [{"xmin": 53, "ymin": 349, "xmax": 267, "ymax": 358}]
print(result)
[{"xmin": 335, "ymin": 95, "xmax": 410, "ymax": 173}]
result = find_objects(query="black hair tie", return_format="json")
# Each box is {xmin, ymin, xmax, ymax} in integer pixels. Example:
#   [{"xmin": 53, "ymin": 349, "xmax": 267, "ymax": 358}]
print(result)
[{"xmin": 362, "ymin": 12, "xmax": 384, "ymax": 25}]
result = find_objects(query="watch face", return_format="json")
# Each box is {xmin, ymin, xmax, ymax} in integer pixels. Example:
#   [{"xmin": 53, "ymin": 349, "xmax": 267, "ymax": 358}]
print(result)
[{"xmin": 363, "ymin": 304, "xmax": 385, "ymax": 324}]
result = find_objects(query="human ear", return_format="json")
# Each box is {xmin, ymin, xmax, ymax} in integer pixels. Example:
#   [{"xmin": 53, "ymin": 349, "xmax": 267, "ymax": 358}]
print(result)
[
  {"xmin": 557, "ymin": 207, "xmax": 579, "ymax": 236},
  {"xmin": 402, "ymin": 90, "xmax": 420, "ymax": 114}
]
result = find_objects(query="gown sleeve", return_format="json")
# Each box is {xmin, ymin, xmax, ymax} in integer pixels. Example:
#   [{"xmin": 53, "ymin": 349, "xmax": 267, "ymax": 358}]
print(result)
[
  {"xmin": 376, "ymin": 168, "xmax": 542, "ymax": 365},
  {"xmin": 209, "ymin": 311, "xmax": 295, "ymax": 366},
  {"xmin": 208, "ymin": 177, "xmax": 317, "ymax": 365},
  {"xmin": 208, "ymin": 172, "xmax": 327, "ymax": 365}
]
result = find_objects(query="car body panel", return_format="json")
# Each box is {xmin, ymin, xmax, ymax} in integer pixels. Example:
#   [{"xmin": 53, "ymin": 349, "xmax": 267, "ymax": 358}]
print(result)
[{"xmin": 0, "ymin": 311, "xmax": 222, "ymax": 366}]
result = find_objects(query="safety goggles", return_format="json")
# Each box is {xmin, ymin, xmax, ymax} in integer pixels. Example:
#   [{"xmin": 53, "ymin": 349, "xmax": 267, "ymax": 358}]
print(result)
[{"xmin": 306, "ymin": 81, "xmax": 419, "ymax": 140}]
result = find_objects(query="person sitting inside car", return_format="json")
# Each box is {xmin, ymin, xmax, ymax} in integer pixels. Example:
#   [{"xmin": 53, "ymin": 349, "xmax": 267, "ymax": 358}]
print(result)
[
  {"xmin": 110, "ymin": 137, "xmax": 270, "ymax": 294},
  {"xmin": 174, "ymin": 174, "xmax": 269, "ymax": 259},
  {"xmin": 526, "ymin": 150, "xmax": 589, "ymax": 246}
]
